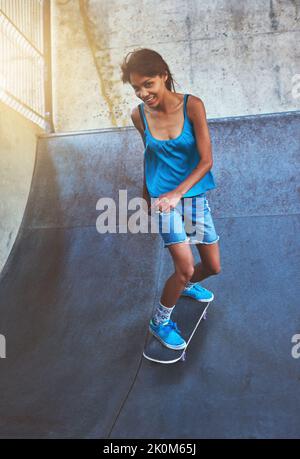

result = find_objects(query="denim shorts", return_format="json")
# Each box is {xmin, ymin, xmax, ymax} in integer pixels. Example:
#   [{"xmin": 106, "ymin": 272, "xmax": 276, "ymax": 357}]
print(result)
[{"xmin": 156, "ymin": 193, "xmax": 219, "ymax": 248}]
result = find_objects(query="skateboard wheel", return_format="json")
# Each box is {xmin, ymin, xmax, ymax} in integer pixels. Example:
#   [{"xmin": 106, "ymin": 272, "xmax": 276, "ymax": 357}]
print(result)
[
  {"xmin": 181, "ymin": 351, "xmax": 186, "ymax": 361},
  {"xmin": 203, "ymin": 312, "xmax": 207, "ymax": 320}
]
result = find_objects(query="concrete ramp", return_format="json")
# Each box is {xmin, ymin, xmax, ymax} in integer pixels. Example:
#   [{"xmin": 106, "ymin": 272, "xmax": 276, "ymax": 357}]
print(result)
[{"xmin": 0, "ymin": 112, "xmax": 299, "ymax": 438}]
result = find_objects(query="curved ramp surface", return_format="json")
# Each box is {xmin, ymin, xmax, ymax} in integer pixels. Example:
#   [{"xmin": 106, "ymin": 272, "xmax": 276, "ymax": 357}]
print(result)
[{"xmin": 0, "ymin": 112, "xmax": 299, "ymax": 438}]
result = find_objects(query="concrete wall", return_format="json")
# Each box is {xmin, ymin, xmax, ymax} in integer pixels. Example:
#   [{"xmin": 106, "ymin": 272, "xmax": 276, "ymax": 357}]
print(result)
[
  {"xmin": 0, "ymin": 102, "xmax": 43, "ymax": 272},
  {"xmin": 51, "ymin": 0, "xmax": 300, "ymax": 132}
]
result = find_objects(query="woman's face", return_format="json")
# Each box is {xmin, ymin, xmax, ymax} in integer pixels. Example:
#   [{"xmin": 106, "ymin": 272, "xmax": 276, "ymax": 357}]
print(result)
[{"xmin": 130, "ymin": 71, "xmax": 168, "ymax": 107}]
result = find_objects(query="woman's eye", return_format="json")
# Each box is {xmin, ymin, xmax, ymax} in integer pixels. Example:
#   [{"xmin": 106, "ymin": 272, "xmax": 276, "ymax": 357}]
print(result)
[{"xmin": 133, "ymin": 82, "xmax": 152, "ymax": 93}]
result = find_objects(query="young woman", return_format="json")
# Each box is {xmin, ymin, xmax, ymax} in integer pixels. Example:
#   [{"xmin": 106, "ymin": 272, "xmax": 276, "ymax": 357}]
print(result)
[{"xmin": 121, "ymin": 48, "xmax": 221, "ymax": 350}]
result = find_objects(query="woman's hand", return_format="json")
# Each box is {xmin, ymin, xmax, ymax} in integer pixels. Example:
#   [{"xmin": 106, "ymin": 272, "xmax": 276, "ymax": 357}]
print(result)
[{"xmin": 153, "ymin": 190, "xmax": 183, "ymax": 213}]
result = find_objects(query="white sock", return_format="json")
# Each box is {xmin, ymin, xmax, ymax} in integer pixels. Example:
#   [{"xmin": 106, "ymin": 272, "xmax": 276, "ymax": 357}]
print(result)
[{"xmin": 152, "ymin": 301, "xmax": 175, "ymax": 326}]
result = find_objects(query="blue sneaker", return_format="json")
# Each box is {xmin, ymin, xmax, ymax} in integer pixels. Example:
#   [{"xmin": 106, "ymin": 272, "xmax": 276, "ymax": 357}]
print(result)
[
  {"xmin": 181, "ymin": 282, "xmax": 214, "ymax": 302},
  {"xmin": 149, "ymin": 319, "xmax": 186, "ymax": 350}
]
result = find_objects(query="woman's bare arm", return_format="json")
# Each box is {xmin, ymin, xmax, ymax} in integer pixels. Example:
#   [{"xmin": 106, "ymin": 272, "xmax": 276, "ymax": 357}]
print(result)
[{"xmin": 131, "ymin": 107, "xmax": 151, "ymax": 213}]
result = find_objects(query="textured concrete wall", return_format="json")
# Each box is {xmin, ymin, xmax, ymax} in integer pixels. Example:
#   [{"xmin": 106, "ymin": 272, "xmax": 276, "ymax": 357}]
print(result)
[
  {"xmin": 0, "ymin": 102, "xmax": 42, "ymax": 272},
  {"xmin": 51, "ymin": 0, "xmax": 300, "ymax": 132}
]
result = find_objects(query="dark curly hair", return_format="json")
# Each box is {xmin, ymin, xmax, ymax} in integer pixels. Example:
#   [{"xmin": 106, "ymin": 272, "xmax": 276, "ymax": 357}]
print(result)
[{"xmin": 120, "ymin": 48, "xmax": 177, "ymax": 92}]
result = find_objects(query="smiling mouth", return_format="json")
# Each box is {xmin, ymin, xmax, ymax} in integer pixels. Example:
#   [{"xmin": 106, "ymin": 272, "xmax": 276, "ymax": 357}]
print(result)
[{"xmin": 144, "ymin": 96, "xmax": 156, "ymax": 103}]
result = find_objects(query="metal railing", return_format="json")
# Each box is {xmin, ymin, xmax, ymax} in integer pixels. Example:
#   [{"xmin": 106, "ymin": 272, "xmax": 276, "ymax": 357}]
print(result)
[{"xmin": 0, "ymin": 0, "xmax": 53, "ymax": 131}]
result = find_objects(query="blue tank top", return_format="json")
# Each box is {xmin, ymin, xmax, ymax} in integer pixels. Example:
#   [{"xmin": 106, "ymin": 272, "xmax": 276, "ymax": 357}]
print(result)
[{"xmin": 139, "ymin": 94, "xmax": 216, "ymax": 198}]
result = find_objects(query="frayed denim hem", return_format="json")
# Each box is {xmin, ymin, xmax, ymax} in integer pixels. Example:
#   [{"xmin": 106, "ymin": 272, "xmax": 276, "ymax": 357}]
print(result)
[
  {"xmin": 163, "ymin": 238, "xmax": 190, "ymax": 248},
  {"xmin": 190, "ymin": 235, "xmax": 220, "ymax": 245}
]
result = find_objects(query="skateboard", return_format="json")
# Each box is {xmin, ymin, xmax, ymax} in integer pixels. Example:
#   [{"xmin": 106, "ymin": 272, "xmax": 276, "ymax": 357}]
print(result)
[{"xmin": 143, "ymin": 300, "xmax": 211, "ymax": 364}]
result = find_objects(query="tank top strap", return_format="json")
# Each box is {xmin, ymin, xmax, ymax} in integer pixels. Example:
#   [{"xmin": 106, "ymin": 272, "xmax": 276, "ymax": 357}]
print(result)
[{"xmin": 184, "ymin": 93, "xmax": 190, "ymax": 119}]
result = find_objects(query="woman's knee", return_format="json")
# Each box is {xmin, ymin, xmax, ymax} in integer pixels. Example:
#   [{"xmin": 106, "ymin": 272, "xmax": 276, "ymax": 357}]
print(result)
[{"xmin": 176, "ymin": 265, "xmax": 195, "ymax": 283}]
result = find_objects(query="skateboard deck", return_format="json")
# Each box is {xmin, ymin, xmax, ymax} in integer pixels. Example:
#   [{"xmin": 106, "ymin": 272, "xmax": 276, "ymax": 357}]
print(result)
[{"xmin": 143, "ymin": 300, "xmax": 211, "ymax": 364}]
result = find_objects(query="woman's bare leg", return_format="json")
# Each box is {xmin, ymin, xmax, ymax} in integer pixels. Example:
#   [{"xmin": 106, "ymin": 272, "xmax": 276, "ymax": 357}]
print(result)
[
  {"xmin": 160, "ymin": 242, "xmax": 195, "ymax": 307},
  {"xmin": 189, "ymin": 240, "xmax": 221, "ymax": 283}
]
